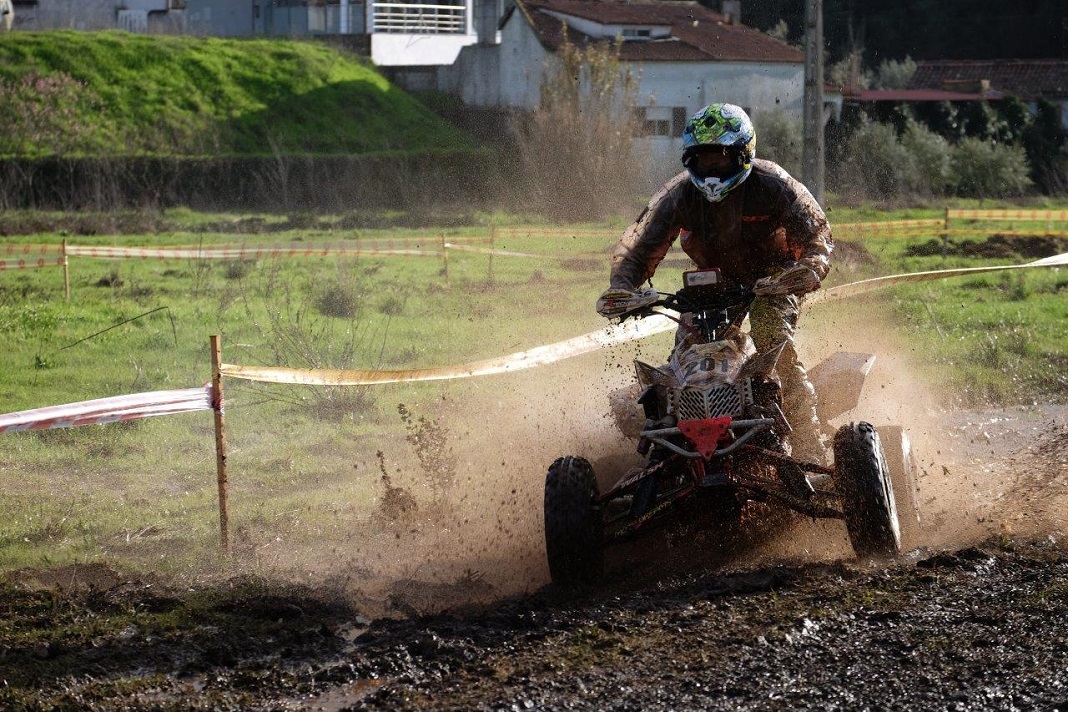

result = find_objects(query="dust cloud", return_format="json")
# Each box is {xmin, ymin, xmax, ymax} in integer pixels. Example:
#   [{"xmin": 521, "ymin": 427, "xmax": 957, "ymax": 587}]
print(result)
[
  {"xmin": 762, "ymin": 299, "xmax": 1068, "ymax": 566},
  {"xmin": 245, "ymin": 298, "xmax": 1068, "ymax": 615}
]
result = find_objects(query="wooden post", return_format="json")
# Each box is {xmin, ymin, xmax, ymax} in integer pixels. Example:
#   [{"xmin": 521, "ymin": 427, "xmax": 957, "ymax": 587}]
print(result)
[
  {"xmin": 441, "ymin": 234, "xmax": 449, "ymax": 288},
  {"xmin": 210, "ymin": 335, "xmax": 231, "ymax": 555},
  {"xmin": 61, "ymin": 239, "xmax": 70, "ymax": 301},
  {"xmin": 488, "ymin": 227, "xmax": 496, "ymax": 284},
  {"xmin": 942, "ymin": 207, "xmax": 950, "ymax": 256}
]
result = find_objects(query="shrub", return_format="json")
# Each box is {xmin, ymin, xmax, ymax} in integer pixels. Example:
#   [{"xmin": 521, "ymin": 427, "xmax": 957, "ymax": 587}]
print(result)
[
  {"xmin": 511, "ymin": 31, "xmax": 641, "ymax": 221},
  {"xmin": 315, "ymin": 283, "xmax": 359, "ymax": 319},
  {"xmin": 900, "ymin": 120, "xmax": 955, "ymax": 195},
  {"xmin": 753, "ymin": 110, "xmax": 802, "ymax": 177},
  {"xmin": 832, "ymin": 120, "xmax": 917, "ymax": 199},
  {"xmin": 951, "ymin": 138, "xmax": 1033, "ymax": 198},
  {"xmin": 873, "ymin": 56, "xmax": 917, "ymax": 90}
]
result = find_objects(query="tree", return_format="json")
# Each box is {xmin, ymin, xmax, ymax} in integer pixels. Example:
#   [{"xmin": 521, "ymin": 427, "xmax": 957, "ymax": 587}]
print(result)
[
  {"xmin": 1022, "ymin": 100, "xmax": 1068, "ymax": 194},
  {"xmin": 510, "ymin": 30, "xmax": 641, "ymax": 221}
]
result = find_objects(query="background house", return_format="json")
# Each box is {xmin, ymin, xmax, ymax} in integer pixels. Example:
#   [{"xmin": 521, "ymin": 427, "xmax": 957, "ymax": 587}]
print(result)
[
  {"xmin": 908, "ymin": 60, "xmax": 1068, "ymax": 130},
  {"xmin": 421, "ymin": 0, "xmax": 804, "ymax": 186}
]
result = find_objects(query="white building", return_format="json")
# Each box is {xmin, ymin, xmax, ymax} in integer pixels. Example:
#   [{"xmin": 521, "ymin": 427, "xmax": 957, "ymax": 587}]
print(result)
[{"xmin": 423, "ymin": 0, "xmax": 805, "ymax": 184}]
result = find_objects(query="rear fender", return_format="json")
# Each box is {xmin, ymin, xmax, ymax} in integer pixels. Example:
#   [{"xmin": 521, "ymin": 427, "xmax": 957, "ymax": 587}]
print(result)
[{"xmin": 808, "ymin": 352, "xmax": 876, "ymax": 422}]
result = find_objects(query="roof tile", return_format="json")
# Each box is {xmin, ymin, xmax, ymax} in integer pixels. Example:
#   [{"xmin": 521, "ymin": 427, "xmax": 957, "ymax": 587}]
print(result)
[
  {"xmin": 518, "ymin": 0, "xmax": 803, "ymax": 64},
  {"xmin": 910, "ymin": 60, "xmax": 1068, "ymax": 101}
]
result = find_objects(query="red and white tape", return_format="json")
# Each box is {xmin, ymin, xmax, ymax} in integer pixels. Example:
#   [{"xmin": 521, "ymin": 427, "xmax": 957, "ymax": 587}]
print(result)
[
  {"xmin": 0, "ymin": 256, "xmax": 65, "ymax": 271},
  {"xmin": 64, "ymin": 244, "xmax": 442, "ymax": 260},
  {"xmin": 0, "ymin": 386, "xmax": 213, "ymax": 433},
  {"xmin": 3, "ymin": 244, "xmax": 62, "ymax": 255}
]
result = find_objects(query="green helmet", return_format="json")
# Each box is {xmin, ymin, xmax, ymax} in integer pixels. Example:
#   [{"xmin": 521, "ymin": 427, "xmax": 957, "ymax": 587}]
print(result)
[{"xmin": 681, "ymin": 103, "xmax": 756, "ymax": 202}]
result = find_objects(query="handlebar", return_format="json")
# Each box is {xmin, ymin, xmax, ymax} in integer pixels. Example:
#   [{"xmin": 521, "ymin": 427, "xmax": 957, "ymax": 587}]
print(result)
[{"xmin": 622, "ymin": 284, "xmax": 755, "ymax": 321}]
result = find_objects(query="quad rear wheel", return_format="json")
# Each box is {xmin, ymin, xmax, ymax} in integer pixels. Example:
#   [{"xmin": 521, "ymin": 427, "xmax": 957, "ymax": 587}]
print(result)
[
  {"xmin": 544, "ymin": 456, "xmax": 603, "ymax": 587},
  {"xmin": 833, "ymin": 422, "xmax": 901, "ymax": 558}
]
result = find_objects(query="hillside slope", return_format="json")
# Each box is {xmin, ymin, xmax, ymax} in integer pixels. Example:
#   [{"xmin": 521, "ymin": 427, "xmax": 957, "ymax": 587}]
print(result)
[{"xmin": 0, "ymin": 32, "xmax": 474, "ymax": 157}]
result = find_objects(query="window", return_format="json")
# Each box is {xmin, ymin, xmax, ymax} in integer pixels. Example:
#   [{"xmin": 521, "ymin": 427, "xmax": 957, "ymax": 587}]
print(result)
[
  {"xmin": 635, "ymin": 106, "xmax": 688, "ymax": 137},
  {"xmin": 672, "ymin": 107, "xmax": 688, "ymax": 136},
  {"xmin": 621, "ymin": 27, "xmax": 651, "ymax": 39}
]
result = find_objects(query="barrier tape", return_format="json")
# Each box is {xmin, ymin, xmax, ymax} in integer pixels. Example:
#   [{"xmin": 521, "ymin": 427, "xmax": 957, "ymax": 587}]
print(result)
[
  {"xmin": 494, "ymin": 228, "xmax": 617, "ymax": 239},
  {"xmin": 0, "ymin": 256, "xmax": 65, "ymax": 271},
  {"xmin": 808, "ymin": 252, "xmax": 1068, "ymax": 305},
  {"xmin": 65, "ymin": 244, "xmax": 443, "ymax": 259},
  {"xmin": 0, "ymin": 386, "xmax": 213, "ymax": 433},
  {"xmin": 443, "ymin": 242, "xmax": 606, "ymax": 260},
  {"xmin": 4, "ymin": 243, "xmax": 62, "ymax": 255},
  {"xmin": 835, "ymin": 219, "xmax": 945, "ymax": 234},
  {"xmin": 949, "ymin": 209, "xmax": 1068, "ymax": 222},
  {"xmin": 219, "ymin": 317, "xmax": 675, "ymax": 386}
]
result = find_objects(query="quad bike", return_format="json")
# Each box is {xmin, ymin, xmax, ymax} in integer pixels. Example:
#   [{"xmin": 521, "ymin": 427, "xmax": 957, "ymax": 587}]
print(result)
[{"xmin": 544, "ymin": 268, "xmax": 920, "ymax": 587}]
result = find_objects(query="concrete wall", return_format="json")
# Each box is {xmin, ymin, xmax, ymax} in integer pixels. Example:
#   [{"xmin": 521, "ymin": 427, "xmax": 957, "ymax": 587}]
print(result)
[{"xmin": 437, "ymin": 2, "xmax": 548, "ymax": 108}]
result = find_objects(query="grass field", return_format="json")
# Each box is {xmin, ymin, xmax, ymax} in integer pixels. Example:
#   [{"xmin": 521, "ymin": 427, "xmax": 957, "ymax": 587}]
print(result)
[{"xmin": 0, "ymin": 206, "xmax": 1066, "ymax": 579}]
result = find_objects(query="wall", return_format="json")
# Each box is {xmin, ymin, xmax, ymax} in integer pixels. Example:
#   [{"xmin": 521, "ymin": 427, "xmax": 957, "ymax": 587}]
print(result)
[{"xmin": 437, "ymin": 1, "xmax": 547, "ymax": 108}]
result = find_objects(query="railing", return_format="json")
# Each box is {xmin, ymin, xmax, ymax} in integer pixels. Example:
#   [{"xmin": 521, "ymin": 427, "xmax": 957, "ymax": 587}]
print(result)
[{"xmin": 372, "ymin": 1, "xmax": 466, "ymax": 33}]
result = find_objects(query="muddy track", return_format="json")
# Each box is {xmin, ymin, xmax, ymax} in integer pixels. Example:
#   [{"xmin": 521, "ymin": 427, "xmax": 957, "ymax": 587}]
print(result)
[
  {"xmin": 2, "ymin": 400, "xmax": 1068, "ymax": 710},
  {"xmin": 2, "ymin": 536, "xmax": 1068, "ymax": 710}
]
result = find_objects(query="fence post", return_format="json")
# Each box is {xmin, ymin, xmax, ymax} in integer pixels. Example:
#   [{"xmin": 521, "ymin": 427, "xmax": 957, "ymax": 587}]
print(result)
[
  {"xmin": 942, "ymin": 207, "xmax": 950, "ymax": 255},
  {"xmin": 441, "ymin": 234, "xmax": 449, "ymax": 288},
  {"xmin": 61, "ymin": 239, "xmax": 70, "ymax": 301},
  {"xmin": 210, "ymin": 334, "xmax": 231, "ymax": 555},
  {"xmin": 488, "ymin": 226, "xmax": 496, "ymax": 284}
]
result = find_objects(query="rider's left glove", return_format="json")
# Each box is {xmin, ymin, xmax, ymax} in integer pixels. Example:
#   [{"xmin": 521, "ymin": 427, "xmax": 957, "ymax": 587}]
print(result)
[{"xmin": 753, "ymin": 264, "xmax": 821, "ymax": 297}]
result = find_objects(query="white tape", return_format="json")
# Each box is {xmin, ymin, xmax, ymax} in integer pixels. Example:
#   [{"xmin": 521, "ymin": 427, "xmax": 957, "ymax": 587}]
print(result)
[
  {"xmin": 0, "ymin": 386, "xmax": 213, "ymax": 433},
  {"xmin": 220, "ymin": 317, "xmax": 675, "ymax": 386},
  {"xmin": 809, "ymin": 252, "xmax": 1068, "ymax": 305}
]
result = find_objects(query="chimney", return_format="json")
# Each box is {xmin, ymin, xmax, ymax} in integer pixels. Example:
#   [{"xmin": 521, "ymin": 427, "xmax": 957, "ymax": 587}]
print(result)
[
  {"xmin": 941, "ymin": 78, "xmax": 991, "ymax": 94},
  {"xmin": 722, "ymin": 0, "xmax": 741, "ymax": 25}
]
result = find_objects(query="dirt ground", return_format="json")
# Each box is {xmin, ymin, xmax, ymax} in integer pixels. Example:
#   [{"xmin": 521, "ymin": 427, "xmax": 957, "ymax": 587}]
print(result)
[{"xmin": 3, "ymin": 281, "xmax": 1068, "ymax": 710}]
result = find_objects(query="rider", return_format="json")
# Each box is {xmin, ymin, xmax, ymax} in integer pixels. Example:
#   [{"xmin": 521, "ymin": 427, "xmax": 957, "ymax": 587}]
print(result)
[{"xmin": 597, "ymin": 103, "xmax": 833, "ymax": 463}]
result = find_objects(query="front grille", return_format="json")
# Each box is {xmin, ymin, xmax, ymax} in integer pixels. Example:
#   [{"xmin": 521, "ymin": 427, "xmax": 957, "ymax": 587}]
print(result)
[{"xmin": 669, "ymin": 383, "xmax": 746, "ymax": 420}]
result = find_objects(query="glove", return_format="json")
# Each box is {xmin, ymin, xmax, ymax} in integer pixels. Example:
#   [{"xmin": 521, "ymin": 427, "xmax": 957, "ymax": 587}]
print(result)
[
  {"xmin": 596, "ymin": 287, "xmax": 658, "ymax": 319},
  {"xmin": 753, "ymin": 264, "xmax": 821, "ymax": 297}
]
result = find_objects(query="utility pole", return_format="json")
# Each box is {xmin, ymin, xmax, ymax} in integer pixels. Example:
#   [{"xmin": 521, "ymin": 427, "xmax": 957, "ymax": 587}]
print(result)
[{"xmin": 802, "ymin": 0, "xmax": 825, "ymax": 205}]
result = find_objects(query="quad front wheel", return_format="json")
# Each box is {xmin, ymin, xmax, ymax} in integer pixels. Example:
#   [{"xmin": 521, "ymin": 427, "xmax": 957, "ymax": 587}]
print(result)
[
  {"xmin": 544, "ymin": 456, "xmax": 603, "ymax": 587},
  {"xmin": 833, "ymin": 422, "xmax": 901, "ymax": 558}
]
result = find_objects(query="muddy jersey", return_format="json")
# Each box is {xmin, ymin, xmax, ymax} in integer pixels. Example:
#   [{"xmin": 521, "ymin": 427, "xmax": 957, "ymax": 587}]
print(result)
[{"xmin": 609, "ymin": 159, "xmax": 833, "ymax": 291}]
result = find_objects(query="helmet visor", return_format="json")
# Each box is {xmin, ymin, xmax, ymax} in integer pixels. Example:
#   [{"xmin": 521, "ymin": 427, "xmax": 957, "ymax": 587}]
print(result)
[{"xmin": 684, "ymin": 146, "xmax": 740, "ymax": 179}]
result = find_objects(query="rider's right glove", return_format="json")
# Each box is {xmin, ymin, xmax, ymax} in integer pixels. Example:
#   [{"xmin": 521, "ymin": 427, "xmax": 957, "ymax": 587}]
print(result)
[
  {"xmin": 596, "ymin": 287, "xmax": 658, "ymax": 319},
  {"xmin": 752, "ymin": 263, "xmax": 821, "ymax": 297}
]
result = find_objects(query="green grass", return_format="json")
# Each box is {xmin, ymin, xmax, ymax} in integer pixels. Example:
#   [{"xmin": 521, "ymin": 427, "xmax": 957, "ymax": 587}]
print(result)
[
  {"xmin": 0, "ymin": 208, "xmax": 1065, "ymax": 576},
  {"xmin": 0, "ymin": 32, "xmax": 474, "ymax": 156}
]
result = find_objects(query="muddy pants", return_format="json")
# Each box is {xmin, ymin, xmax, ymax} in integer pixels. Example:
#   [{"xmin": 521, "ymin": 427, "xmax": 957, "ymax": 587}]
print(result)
[{"xmin": 749, "ymin": 294, "xmax": 825, "ymax": 462}]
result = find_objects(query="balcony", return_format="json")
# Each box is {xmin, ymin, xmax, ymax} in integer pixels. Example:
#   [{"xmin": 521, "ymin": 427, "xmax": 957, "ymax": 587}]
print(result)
[
  {"xmin": 372, "ymin": 1, "xmax": 466, "ymax": 33},
  {"xmin": 367, "ymin": 0, "xmax": 476, "ymax": 66}
]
